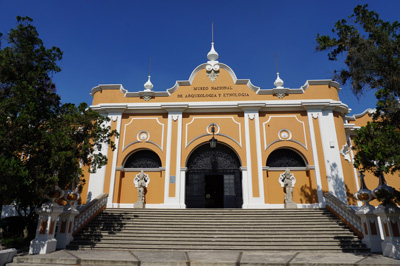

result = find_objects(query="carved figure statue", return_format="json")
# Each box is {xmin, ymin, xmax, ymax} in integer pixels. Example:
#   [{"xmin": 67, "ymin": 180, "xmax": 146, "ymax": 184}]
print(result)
[
  {"xmin": 279, "ymin": 168, "xmax": 297, "ymax": 209},
  {"xmin": 283, "ymin": 169, "xmax": 294, "ymax": 203},
  {"xmin": 134, "ymin": 170, "xmax": 149, "ymax": 208},
  {"xmin": 136, "ymin": 170, "xmax": 147, "ymax": 204}
]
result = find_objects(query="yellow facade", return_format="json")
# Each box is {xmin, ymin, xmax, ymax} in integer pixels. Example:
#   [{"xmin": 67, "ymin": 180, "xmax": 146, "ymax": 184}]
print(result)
[{"xmin": 81, "ymin": 47, "xmax": 400, "ymax": 209}]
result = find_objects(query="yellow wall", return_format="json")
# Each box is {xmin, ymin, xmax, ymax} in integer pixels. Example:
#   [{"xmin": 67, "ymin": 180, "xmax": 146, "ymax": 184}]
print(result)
[
  {"xmin": 111, "ymin": 113, "xmax": 168, "ymax": 204},
  {"xmin": 259, "ymin": 111, "xmax": 319, "ymax": 204},
  {"xmin": 85, "ymin": 64, "xmax": 368, "ymax": 207},
  {"xmin": 182, "ymin": 113, "xmax": 246, "ymax": 167},
  {"xmin": 264, "ymin": 170, "xmax": 318, "ymax": 204}
]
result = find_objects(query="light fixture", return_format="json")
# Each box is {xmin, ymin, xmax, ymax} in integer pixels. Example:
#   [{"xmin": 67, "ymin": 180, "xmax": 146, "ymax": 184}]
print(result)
[{"xmin": 209, "ymin": 124, "xmax": 217, "ymax": 148}]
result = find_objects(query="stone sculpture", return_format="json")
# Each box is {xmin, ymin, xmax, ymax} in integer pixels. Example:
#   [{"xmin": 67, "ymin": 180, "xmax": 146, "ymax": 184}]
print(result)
[
  {"xmin": 279, "ymin": 168, "xmax": 297, "ymax": 209},
  {"xmin": 134, "ymin": 170, "xmax": 149, "ymax": 208}
]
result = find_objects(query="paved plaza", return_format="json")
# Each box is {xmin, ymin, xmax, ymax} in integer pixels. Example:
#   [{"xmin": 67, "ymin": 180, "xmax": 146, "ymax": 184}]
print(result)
[{"xmin": 9, "ymin": 249, "xmax": 400, "ymax": 265}]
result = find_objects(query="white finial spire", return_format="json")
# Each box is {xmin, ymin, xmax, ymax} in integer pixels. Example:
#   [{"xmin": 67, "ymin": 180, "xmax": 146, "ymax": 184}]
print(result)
[
  {"xmin": 274, "ymin": 72, "xmax": 284, "ymax": 88},
  {"xmin": 274, "ymin": 54, "xmax": 284, "ymax": 88},
  {"xmin": 144, "ymin": 57, "xmax": 153, "ymax": 91},
  {"xmin": 144, "ymin": 76, "xmax": 153, "ymax": 91},
  {"xmin": 207, "ymin": 22, "xmax": 219, "ymax": 61}
]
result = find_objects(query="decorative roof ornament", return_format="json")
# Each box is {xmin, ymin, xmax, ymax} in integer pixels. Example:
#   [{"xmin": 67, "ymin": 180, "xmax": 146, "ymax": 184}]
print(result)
[
  {"xmin": 274, "ymin": 72, "xmax": 284, "ymax": 88},
  {"xmin": 273, "ymin": 54, "xmax": 288, "ymax": 99},
  {"xmin": 207, "ymin": 42, "xmax": 219, "ymax": 62},
  {"xmin": 141, "ymin": 57, "xmax": 154, "ymax": 101},
  {"xmin": 144, "ymin": 75, "xmax": 153, "ymax": 91},
  {"xmin": 206, "ymin": 22, "xmax": 220, "ymax": 82}
]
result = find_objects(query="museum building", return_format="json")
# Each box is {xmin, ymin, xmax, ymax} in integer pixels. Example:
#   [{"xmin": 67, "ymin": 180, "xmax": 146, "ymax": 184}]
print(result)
[{"xmin": 80, "ymin": 41, "xmax": 397, "ymax": 209}]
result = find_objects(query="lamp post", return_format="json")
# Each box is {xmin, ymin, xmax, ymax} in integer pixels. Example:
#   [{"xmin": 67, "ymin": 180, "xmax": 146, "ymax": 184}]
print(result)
[{"xmin": 209, "ymin": 124, "xmax": 217, "ymax": 148}]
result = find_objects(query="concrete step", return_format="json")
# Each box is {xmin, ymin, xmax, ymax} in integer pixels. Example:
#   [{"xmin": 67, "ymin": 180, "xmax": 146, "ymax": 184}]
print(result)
[
  {"xmin": 70, "ymin": 239, "xmax": 365, "ymax": 247},
  {"xmin": 73, "ymin": 233, "xmax": 359, "ymax": 239},
  {"xmin": 67, "ymin": 208, "xmax": 368, "ymax": 253},
  {"xmin": 68, "ymin": 243, "xmax": 370, "ymax": 252},
  {"xmin": 80, "ymin": 224, "xmax": 352, "ymax": 230}
]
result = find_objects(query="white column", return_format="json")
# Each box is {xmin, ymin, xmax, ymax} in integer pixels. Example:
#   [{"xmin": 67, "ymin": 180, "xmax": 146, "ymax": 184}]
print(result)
[
  {"xmin": 243, "ymin": 110, "xmax": 265, "ymax": 208},
  {"xmin": 241, "ymin": 167, "xmax": 249, "ymax": 208},
  {"xmin": 163, "ymin": 108, "xmax": 185, "ymax": 208},
  {"xmin": 306, "ymin": 110, "xmax": 324, "ymax": 205},
  {"xmin": 179, "ymin": 168, "xmax": 187, "ymax": 208},
  {"xmin": 243, "ymin": 112, "xmax": 254, "ymax": 207},
  {"xmin": 107, "ymin": 113, "xmax": 122, "ymax": 208},
  {"xmin": 163, "ymin": 113, "xmax": 173, "ymax": 206},
  {"xmin": 174, "ymin": 113, "xmax": 183, "ymax": 206},
  {"xmin": 318, "ymin": 109, "xmax": 347, "ymax": 203},
  {"xmin": 87, "ymin": 117, "xmax": 110, "ymax": 202},
  {"xmin": 254, "ymin": 112, "xmax": 266, "ymax": 205}
]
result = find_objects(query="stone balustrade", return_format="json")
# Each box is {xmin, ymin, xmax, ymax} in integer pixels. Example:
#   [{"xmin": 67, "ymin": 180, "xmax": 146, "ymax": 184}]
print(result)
[
  {"xmin": 29, "ymin": 192, "xmax": 108, "ymax": 254},
  {"xmin": 324, "ymin": 192, "xmax": 363, "ymax": 237},
  {"xmin": 73, "ymin": 193, "xmax": 108, "ymax": 235}
]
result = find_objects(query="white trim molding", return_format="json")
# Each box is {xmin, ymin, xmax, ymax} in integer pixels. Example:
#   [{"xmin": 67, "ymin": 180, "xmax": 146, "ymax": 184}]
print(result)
[
  {"xmin": 318, "ymin": 109, "xmax": 347, "ymax": 203},
  {"xmin": 306, "ymin": 110, "xmax": 324, "ymax": 204},
  {"xmin": 107, "ymin": 112, "xmax": 123, "ymax": 208},
  {"xmin": 87, "ymin": 117, "xmax": 110, "ymax": 202}
]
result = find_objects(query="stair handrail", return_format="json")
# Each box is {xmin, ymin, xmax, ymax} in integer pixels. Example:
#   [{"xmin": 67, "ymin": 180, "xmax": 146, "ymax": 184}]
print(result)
[
  {"xmin": 73, "ymin": 193, "xmax": 108, "ymax": 236},
  {"xmin": 324, "ymin": 192, "xmax": 363, "ymax": 237}
]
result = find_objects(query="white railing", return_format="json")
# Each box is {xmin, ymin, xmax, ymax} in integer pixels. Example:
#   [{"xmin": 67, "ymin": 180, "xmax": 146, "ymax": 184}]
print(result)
[
  {"xmin": 73, "ymin": 193, "xmax": 108, "ymax": 235},
  {"xmin": 324, "ymin": 192, "xmax": 363, "ymax": 237}
]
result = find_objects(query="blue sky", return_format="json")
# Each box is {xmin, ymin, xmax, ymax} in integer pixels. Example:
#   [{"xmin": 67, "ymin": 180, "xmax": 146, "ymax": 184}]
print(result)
[{"xmin": 1, "ymin": 0, "xmax": 399, "ymax": 115}]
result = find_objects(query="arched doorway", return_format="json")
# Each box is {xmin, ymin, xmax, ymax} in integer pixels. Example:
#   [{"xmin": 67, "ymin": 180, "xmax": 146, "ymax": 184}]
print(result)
[{"xmin": 185, "ymin": 143, "xmax": 243, "ymax": 208}]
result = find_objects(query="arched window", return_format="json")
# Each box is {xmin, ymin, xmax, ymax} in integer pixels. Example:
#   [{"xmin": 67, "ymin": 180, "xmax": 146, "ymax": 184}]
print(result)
[
  {"xmin": 266, "ymin": 148, "xmax": 306, "ymax": 167},
  {"xmin": 124, "ymin": 150, "xmax": 162, "ymax": 168}
]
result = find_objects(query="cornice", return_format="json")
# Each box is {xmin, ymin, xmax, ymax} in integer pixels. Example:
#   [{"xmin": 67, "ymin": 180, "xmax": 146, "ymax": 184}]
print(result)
[
  {"xmin": 90, "ymin": 99, "xmax": 349, "ymax": 115},
  {"xmin": 345, "ymin": 108, "xmax": 375, "ymax": 121}
]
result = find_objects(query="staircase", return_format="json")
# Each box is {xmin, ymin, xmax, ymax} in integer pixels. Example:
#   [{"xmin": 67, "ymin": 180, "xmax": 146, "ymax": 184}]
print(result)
[{"xmin": 67, "ymin": 208, "xmax": 369, "ymax": 252}]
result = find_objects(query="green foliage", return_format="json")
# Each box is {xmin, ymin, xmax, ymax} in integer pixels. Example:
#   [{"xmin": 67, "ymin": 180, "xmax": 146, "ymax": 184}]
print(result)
[
  {"xmin": 316, "ymin": 5, "xmax": 400, "ymax": 96},
  {"xmin": 353, "ymin": 122, "xmax": 400, "ymax": 174},
  {"xmin": 2, "ymin": 236, "xmax": 27, "ymax": 249},
  {"xmin": 0, "ymin": 17, "xmax": 117, "ymax": 221},
  {"xmin": 316, "ymin": 5, "xmax": 400, "ymax": 177}
]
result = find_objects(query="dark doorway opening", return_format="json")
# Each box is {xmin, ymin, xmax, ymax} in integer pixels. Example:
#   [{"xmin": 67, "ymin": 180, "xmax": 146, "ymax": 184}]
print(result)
[
  {"xmin": 205, "ymin": 174, "xmax": 223, "ymax": 208},
  {"xmin": 185, "ymin": 143, "xmax": 243, "ymax": 208}
]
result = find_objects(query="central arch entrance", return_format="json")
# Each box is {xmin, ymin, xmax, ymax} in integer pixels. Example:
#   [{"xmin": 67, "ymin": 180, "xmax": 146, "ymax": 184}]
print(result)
[{"xmin": 185, "ymin": 143, "xmax": 243, "ymax": 208}]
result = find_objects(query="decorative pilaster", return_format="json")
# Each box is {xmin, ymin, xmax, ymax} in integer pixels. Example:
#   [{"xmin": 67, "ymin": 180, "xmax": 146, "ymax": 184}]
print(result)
[
  {"xmin": 318, "ymin": 108, "xmax": 347, "ymax": 203},
  {"xmin": 162, "ymin": 105, "xmax": 187, "ymax": 208},
  {"xmin": 305, "ymin": 109, "xmax": 324, "ymax": 205},
  {"xmin": 179, "ymin": 167, "xmax": 188, "ymax": 208},
  {"xmin": 87, "ymin": 114, "xmax": 110, "ymax": 202},
  {"xmin": 107, "ymin": 110, "xmax": 123, "ymax": 208},
  {"xmin": 240, "ymin": 104, "xmax": 265, "ymax": 208}
]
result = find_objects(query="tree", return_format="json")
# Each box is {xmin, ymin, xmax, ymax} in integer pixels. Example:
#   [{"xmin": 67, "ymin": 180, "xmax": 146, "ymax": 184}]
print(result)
[
  {"xmin": 316, "ymin": 5, "xmax": 400, "ymax": 176},
  {"xmin": 0, "ymin": 17, "xmax": 117, "ymax": 226}
]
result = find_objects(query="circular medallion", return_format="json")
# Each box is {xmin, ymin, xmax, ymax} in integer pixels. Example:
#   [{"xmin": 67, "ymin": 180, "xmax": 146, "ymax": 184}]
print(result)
[
  {"xmin": 278, "ymin": 129, "xmax": 291, "ymax": 140},
  {"xmin": 137, "ymin": 131, "xmax": 150, "ymax": 142}
]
